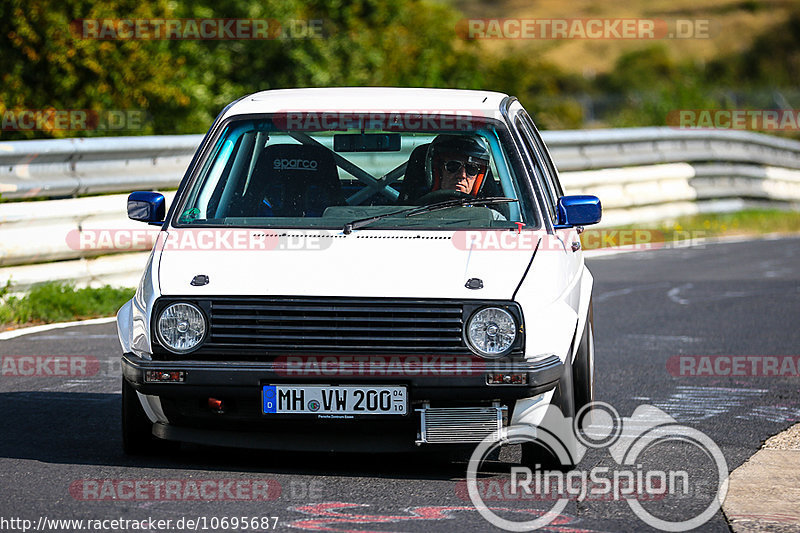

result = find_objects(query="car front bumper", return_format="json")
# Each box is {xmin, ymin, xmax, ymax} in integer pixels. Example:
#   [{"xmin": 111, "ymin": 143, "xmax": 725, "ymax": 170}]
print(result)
[{"xmin": 122, "ymin": 352, "xmax": 563, "ymax": 451}]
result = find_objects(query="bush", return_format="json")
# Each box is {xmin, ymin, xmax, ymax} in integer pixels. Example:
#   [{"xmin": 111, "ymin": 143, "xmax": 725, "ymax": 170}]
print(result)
[{"xmin": 0, "ymin": 282, "xmax": 134, "ymax": 328}]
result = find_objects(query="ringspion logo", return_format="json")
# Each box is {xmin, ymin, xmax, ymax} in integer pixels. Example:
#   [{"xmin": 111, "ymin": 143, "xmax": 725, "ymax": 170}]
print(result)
[
  {"xmin": 457, "ymin": 476, "xmax": 668, "ymax": 502},
  {"xmin": 467, "ymin": 402, "xmax": 728, "ymax": 531}
]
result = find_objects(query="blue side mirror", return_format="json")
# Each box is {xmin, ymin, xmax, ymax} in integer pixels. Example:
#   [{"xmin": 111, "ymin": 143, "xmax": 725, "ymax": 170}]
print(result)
[
  {"xmin": 555, "ymin": 195, "xmax": 602, "ymax": 227},
  {"xmin": 127, "ymin": 191, "xmax": 165, "ymax": 224}
]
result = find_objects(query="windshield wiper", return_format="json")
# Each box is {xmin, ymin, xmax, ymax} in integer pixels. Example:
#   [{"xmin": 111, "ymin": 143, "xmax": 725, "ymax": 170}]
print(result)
[{"xmin": 342, "ymin": 197, "xmax": 518, "ymax": 234}]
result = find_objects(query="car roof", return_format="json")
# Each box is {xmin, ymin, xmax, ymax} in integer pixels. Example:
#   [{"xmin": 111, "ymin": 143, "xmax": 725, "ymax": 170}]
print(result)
[{"xmin": 222, "ymin": 87, "xmax": 511, "ymax": 120}]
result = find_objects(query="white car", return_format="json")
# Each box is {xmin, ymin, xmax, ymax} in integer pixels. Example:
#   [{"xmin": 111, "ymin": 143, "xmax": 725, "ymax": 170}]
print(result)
[{"xmin": 117, "ymin": 88, "xmax": 601, "ymax": 462}]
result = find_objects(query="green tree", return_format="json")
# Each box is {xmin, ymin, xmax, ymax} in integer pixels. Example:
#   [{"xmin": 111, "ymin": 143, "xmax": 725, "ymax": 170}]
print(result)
[
  {"xmin": 0, "ymin": 0, "xmax": 489, "ymax": 138},
  {"xmin": 0, "ymin": 0, "xmax": 198, "ymax": 138}
]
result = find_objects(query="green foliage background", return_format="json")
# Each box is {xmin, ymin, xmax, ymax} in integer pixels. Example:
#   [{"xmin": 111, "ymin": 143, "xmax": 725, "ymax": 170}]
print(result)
[{"xmin": 1, "ymin": 0, "xmax": 799, "ymax": 137}]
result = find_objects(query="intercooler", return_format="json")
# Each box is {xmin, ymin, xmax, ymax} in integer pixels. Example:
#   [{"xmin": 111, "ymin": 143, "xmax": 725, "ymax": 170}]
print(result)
[{"xmin": 417, "ymin": 404, "xmax": 506, "ymax": 444}]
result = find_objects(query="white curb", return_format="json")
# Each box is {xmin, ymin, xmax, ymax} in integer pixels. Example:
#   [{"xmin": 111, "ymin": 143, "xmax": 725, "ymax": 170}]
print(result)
[{"xmin": 0, "ymin": 316, "xmax": 117, "ymax": 340}]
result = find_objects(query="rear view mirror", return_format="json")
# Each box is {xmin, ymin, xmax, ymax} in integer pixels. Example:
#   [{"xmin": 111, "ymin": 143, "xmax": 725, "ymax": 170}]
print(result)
[
  {"xmin": 334, "ymin": 133, "xmax": 401, "ymax": 152},
  {"xmin": 127, "ymin": 191, "xmax": 165, "ymax": 224},
  {"xmin": 555, "ymin": 195, "xmax": 602, "ymax": 227}
]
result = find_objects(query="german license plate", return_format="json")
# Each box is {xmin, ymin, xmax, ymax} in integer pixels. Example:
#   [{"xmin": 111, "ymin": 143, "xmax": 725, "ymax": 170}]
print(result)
[{"xmin": 262, "ymin": 385, "xmax": 407, "ymax": 415}]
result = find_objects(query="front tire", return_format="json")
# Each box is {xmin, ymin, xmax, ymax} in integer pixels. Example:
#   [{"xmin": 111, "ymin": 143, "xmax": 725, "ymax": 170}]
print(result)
[
  {"xmin": 573, "ymin": 302, "xmax": 595, "ymax": 412},
  {"xmin": 520, "ymin": 359, "xmax": 578, "ymax": 470}
]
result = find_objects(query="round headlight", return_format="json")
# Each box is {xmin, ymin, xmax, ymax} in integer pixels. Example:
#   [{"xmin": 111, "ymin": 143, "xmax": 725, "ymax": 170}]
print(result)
[
  {"xmin": 467, "ymin": 307, "xmax": 517, "ymax": 357},
  {"xmin": 157, "ymin": 302, "xmax": 206, "ymax": 353}
]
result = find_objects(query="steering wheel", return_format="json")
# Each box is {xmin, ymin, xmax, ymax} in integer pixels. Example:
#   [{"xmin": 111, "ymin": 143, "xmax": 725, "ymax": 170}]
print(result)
[{"xmin": 413, "ymin": 189, "xmax": 475, "ymax": 206}]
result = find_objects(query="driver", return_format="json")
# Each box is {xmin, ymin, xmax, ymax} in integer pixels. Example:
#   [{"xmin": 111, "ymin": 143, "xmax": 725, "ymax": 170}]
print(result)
[{"xmin": 425, "ymin": 135, "xmax": 490, "ymax": 196}]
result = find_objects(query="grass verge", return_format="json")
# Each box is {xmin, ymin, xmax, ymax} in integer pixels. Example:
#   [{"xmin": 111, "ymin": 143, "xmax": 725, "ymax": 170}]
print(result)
[
  {"xmin": 643, "ymin": 209, "xmax": 800, "ymax": 239},
  {"xmin": 0, "ymin": 282, "xmax": 134, "ymax": 331},
  {"xmin": 582, "ymin": 209, "xmax": 800, "ymax": 249}
]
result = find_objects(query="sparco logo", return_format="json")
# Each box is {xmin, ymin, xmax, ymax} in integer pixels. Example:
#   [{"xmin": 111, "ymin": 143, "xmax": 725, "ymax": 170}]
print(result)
[{"xmin": 274, "ymin": 158, "xmax": 318, "ymax": 171}]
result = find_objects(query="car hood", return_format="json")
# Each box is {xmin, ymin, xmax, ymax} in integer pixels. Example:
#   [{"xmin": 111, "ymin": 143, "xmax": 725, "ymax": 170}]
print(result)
[{"xmin": 156, "ymin": 229, "xmax": 539, "ymax": 300}]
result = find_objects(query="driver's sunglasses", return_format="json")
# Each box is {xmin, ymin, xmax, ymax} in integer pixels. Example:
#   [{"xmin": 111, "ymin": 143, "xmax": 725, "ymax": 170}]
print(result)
[{"xmin": 443, "ymin": 160, "xmax": 483, "ymax": 177}]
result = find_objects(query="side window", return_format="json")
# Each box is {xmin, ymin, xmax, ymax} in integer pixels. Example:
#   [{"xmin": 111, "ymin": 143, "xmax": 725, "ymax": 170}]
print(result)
[
  {"xmin": 514, "ymin": 115, "xmax": 557, "ymax": 223},
  {"xmin": 521, "ymin": 112, "xmax": 564, "ymax": 197}
]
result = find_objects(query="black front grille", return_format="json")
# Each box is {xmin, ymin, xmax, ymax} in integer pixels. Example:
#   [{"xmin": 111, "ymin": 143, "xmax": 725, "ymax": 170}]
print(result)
[{"xmin": 205, "ymin": 298, "xmax": 465, "ymax": 353}]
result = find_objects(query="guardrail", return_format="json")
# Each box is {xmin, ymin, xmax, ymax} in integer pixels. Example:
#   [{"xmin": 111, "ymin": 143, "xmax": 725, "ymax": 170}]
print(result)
[
  {"xmin": 1, "ymin": 127, "xmax": 799, "ymax": 291},
  {"xmin": 0, "ymin": 135, "xmax": 202, "ymax": 199}
]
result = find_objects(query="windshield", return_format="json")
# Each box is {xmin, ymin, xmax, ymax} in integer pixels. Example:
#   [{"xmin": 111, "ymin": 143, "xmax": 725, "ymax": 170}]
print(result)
[{"xmin": 175, "ymin": 113, "xmax": 538, "ymax": 230}]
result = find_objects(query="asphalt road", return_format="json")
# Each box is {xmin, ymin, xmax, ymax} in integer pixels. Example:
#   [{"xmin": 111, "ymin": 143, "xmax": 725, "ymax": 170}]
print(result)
[{"xmin": 1, "ymin": 236, "xmax": 798, "ymax": 532}]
